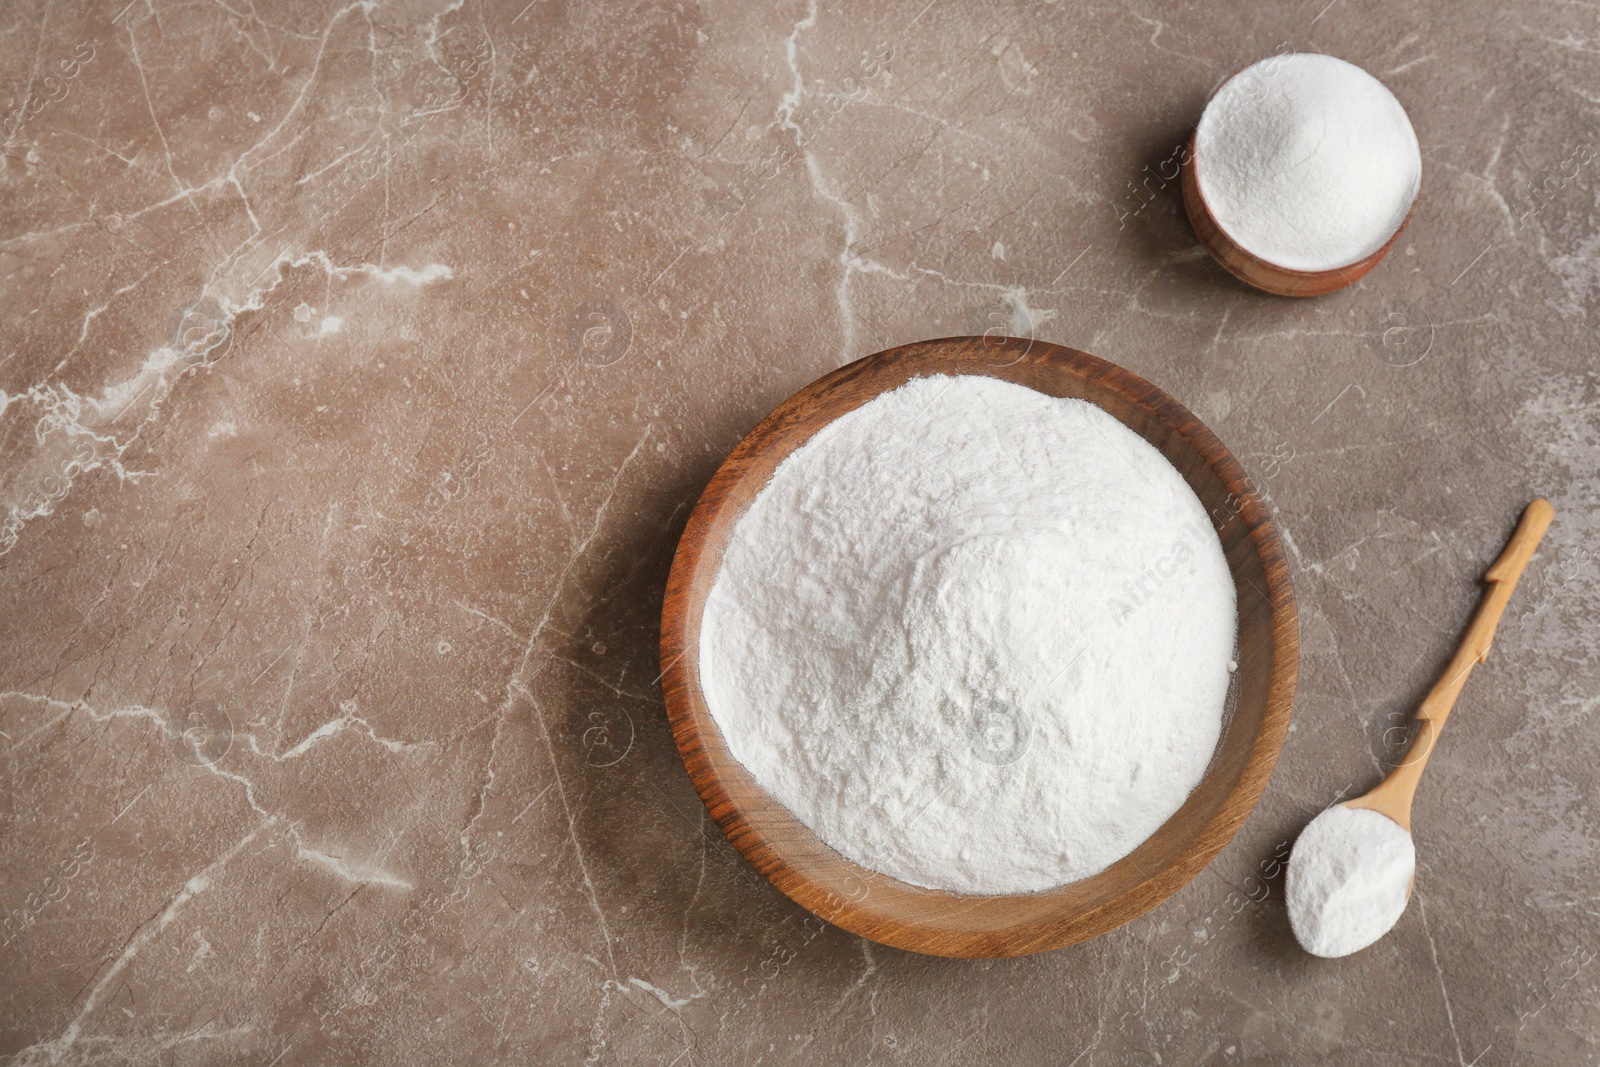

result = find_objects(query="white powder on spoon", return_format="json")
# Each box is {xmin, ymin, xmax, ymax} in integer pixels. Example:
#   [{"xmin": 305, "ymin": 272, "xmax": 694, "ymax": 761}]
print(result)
[
  {"xmin": 698, "ymin": 374, "xmax": 1237, "ymax": 895},
  {"xmin": 1286, "ymin": 805, "xmax": 1416, "ymax": 957},
  {"xmin": 1195, "ymin": 53, "xmax": 1421, "ymax": 272}
]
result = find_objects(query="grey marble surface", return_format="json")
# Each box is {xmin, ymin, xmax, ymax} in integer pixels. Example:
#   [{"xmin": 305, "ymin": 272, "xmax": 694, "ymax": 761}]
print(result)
[{"xmin": 1, "ymin": 0, "xmax": 1597, "ymax": 1063}]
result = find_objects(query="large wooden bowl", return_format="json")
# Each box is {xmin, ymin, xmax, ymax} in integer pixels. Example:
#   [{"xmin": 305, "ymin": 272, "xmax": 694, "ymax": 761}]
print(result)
[{"xmin": 660, "ymin": 336, "xmax": 1298, "ymax": 957}]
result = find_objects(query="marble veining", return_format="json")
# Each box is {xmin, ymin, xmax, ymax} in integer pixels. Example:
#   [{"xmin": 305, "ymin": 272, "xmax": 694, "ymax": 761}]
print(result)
[{"xmin": 2, "ymin": 0, "xmax": 1598, "ymax": 1063}]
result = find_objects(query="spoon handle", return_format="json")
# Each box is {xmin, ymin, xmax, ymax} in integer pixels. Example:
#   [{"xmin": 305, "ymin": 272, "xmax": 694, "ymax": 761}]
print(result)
[
  {"xmin": 1346, "ymin": 499, "xmax": 1553, "ymax": 830},
  {"xmin": 1417, "ymin": 498, "xmax": 1554, "ymax": 727}
]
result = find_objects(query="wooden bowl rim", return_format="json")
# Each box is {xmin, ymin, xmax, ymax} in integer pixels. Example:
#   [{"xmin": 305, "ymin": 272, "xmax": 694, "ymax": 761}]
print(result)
[
  {"xmin": 660, "ymin": 338, "xmax": 1299, "ymax": 957},
  {"xmin": 1184, "ymin": 59, "xmax": 1421, "ymax": 296}
]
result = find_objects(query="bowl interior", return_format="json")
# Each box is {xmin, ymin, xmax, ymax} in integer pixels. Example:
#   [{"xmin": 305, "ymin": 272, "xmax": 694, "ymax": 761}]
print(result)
[
  {"xmin": 659, "ymin": 336, "xmax": 1298, "ymax": 957},
  {"xmin": 1182, "ymin": 131, "xmax": 1418, "ymax": 298}
]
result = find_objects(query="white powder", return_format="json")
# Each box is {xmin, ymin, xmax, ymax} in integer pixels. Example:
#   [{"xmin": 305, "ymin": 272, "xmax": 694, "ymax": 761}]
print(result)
[
  {"xmin": 698, "ymin": 375, "xmax": 1237, "ymax": 895},
  {"xmin": 1195, "ymin": 53, "xmax": 1421, "ymax": 272},
  {"xmin": 1286, "ymin": 805, "xmax": 1416, "ymax": 957}
]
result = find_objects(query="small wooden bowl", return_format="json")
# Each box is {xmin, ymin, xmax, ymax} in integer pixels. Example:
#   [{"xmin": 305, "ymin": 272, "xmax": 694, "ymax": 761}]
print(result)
[
  {"xmin": 660, "ymin": 337, "xmax": 1299, "ymax": 957},
  {"xmin": 1181, "ymin": 131, "xmax": 1418, "ymax": 297}
]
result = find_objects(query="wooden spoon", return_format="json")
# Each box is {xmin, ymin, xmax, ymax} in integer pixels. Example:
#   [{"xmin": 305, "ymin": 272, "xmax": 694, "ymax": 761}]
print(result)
[{"xmin": 1344, "ymin": 498, "xmax": 1554, "ymax": 830}]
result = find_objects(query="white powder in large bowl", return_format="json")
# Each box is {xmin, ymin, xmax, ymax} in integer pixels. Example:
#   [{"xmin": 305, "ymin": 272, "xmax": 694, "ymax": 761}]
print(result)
[
  {"xmin": 697, "ymin": 374, "xmax": 1237, "ymax": 895},
  {"xmin": 1286, "ymin": 805, "xmax": 1416, "ymax": 957},
  {"xmin": 1195, "ymin": 53, "xmax": 1421, "ymax": 272}
]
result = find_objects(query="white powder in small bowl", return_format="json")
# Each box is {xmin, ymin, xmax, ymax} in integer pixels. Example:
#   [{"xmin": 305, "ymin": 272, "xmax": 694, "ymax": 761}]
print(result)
[
  {"xmin": 1195, "ymin": 53, "xmax": 1421, "ymax": 272},
  {"xmin": 1286, "ymin": 805, "xmax": 1416, "ymax": 957},
  {"xmin": 698, "ymin": 374, "xmax": 1237, "ymax": 896}
]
